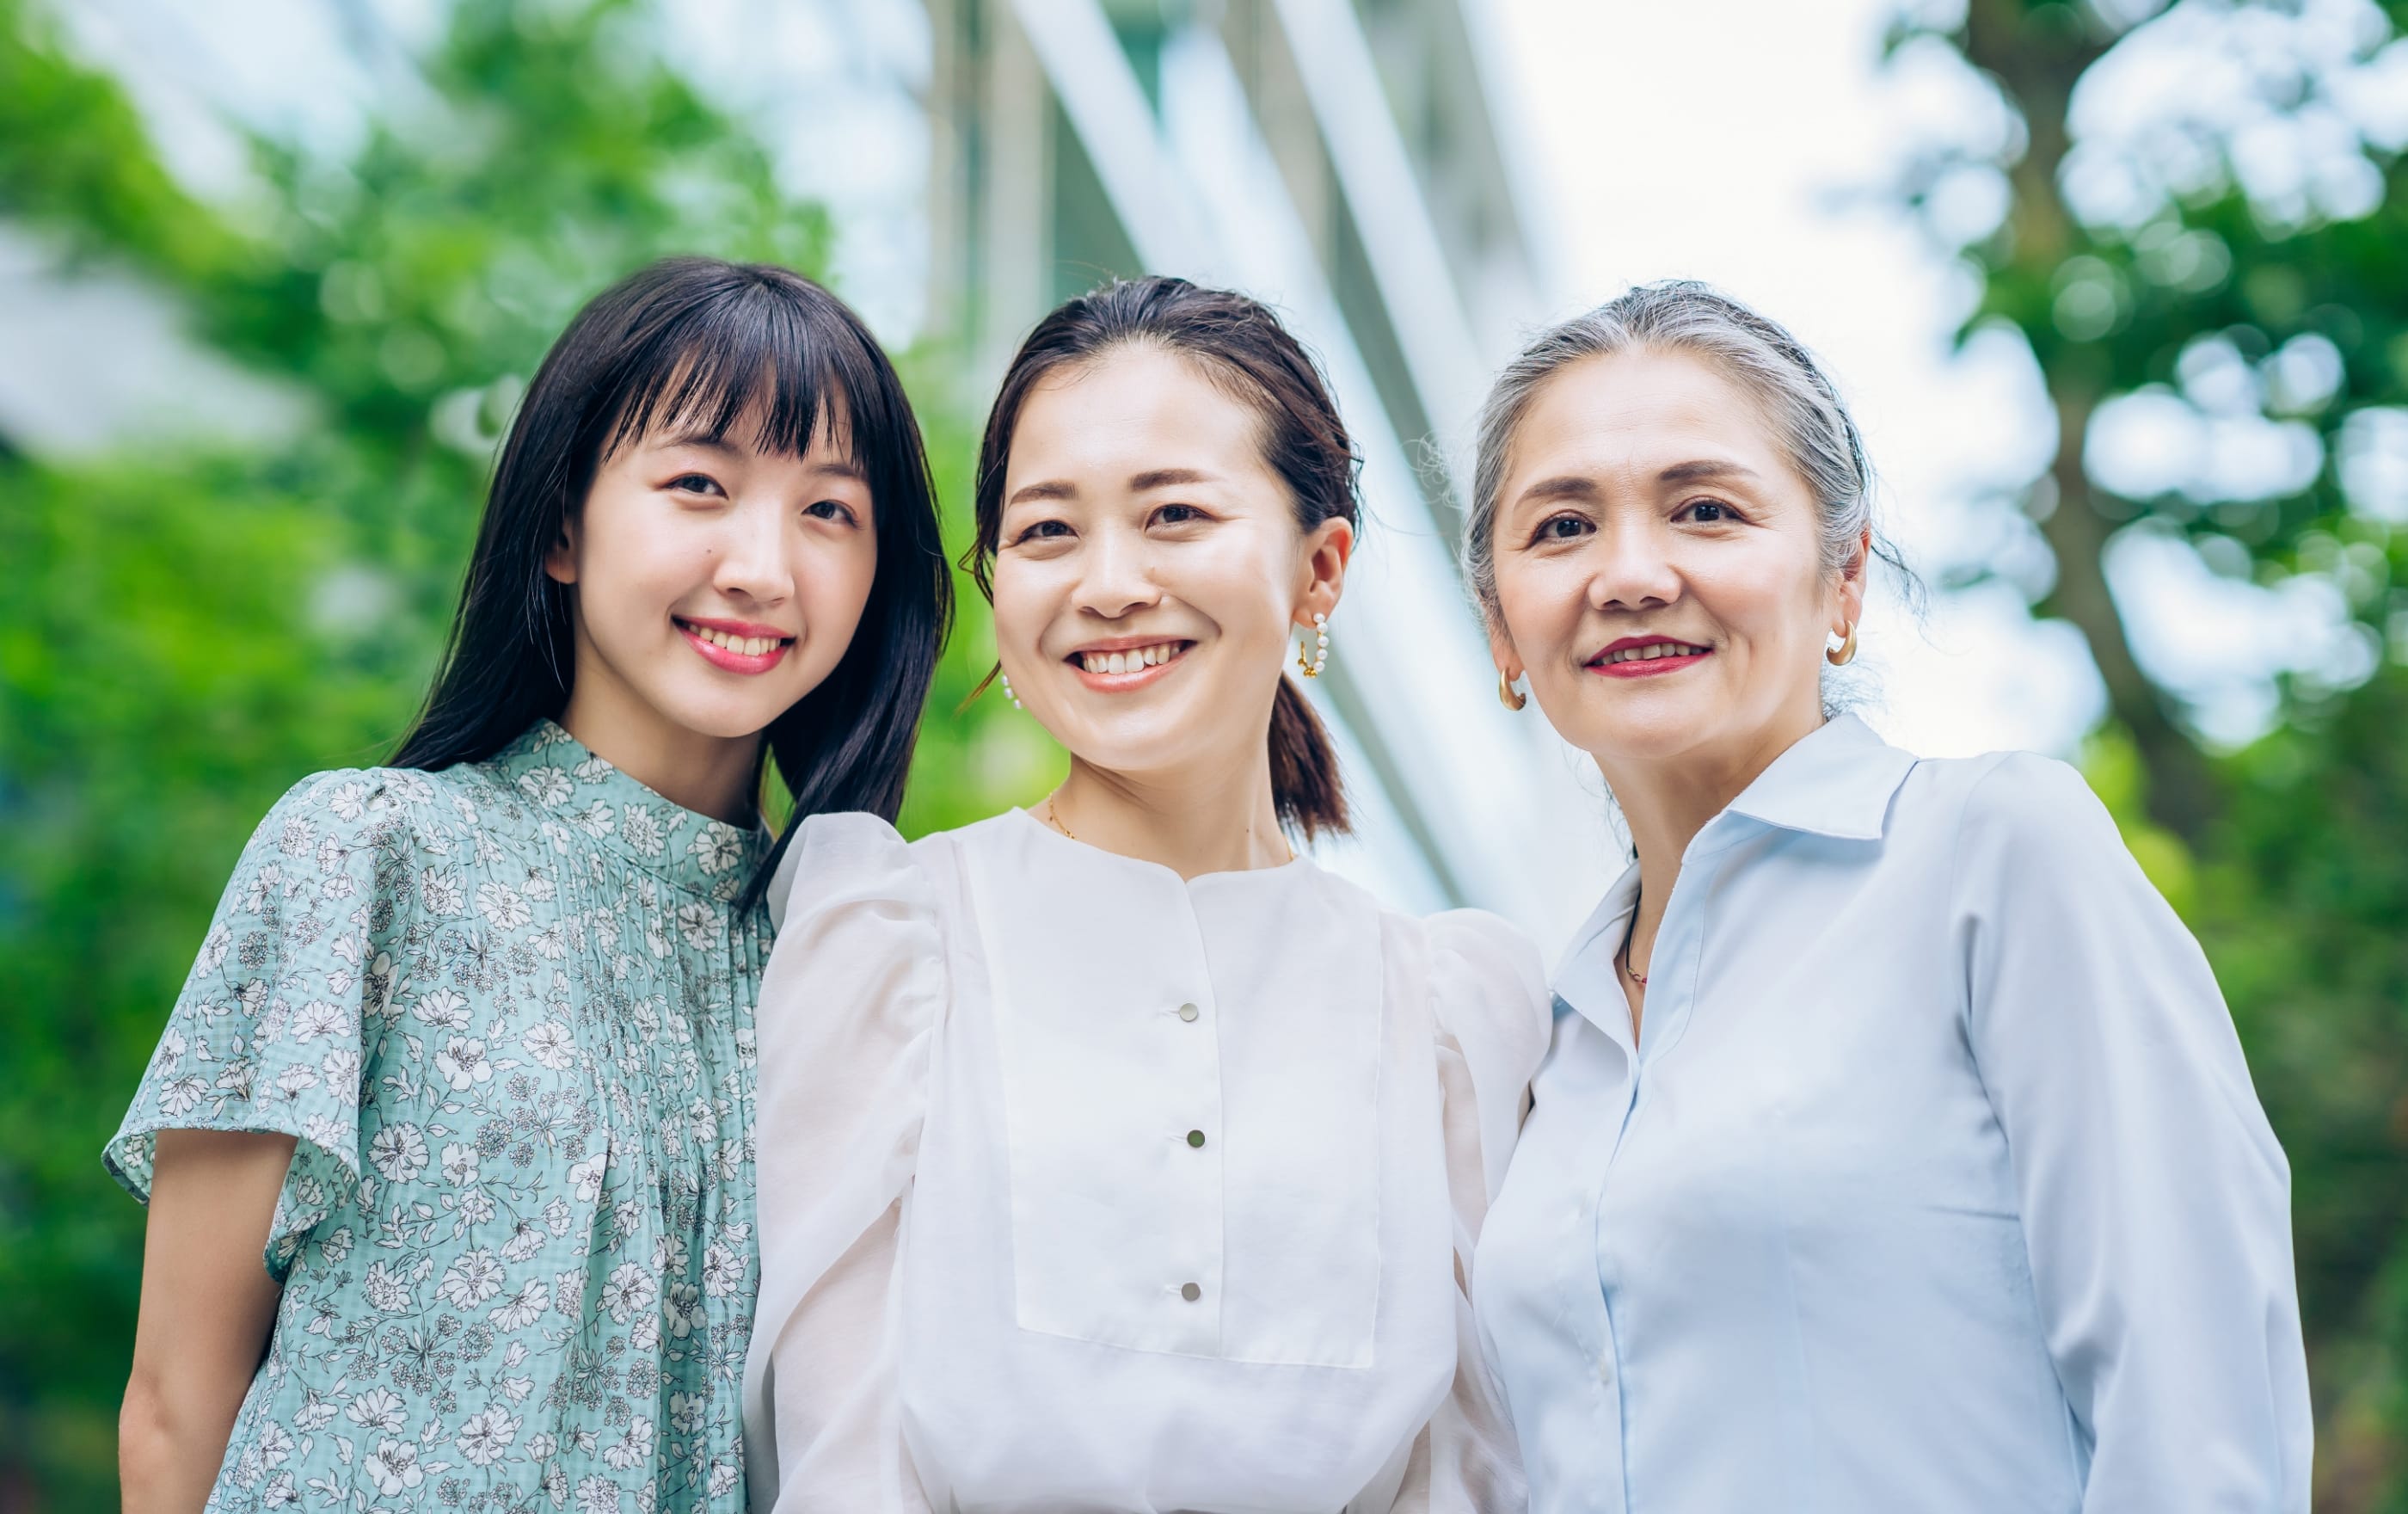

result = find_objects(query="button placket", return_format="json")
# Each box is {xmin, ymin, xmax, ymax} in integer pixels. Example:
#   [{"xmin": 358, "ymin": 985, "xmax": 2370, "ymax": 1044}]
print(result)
[{"xmin": 1161, "ymin": 989, "xmax": 1220, "ymax": 1335}]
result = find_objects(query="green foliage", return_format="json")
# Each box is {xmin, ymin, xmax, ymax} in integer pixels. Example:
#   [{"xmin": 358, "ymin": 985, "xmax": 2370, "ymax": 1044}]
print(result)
[
  {"xmin": 0, "ymin": 0, "xmax": 1036, "ymax": 1501},
  {"xmin": 1895, "ymin": 2, "xmax": 2408, "ymax": 1504},
  {"xmin": 2198, "ymin": 667, "xmax": 2408, "ymax": 1506}
]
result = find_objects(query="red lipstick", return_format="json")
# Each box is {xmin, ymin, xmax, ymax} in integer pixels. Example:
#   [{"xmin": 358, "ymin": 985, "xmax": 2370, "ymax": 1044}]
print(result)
[{"xmin": 1587, "ymin": 634, "xmax": 1711, "ymax": 680}]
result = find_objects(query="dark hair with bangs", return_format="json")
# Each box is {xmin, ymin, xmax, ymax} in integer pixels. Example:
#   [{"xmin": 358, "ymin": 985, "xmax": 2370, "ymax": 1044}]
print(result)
[
  {"xmin": 968, "ymin": 276, "xmax": 1354, "ymax": 839},
  {"xmin": 394, "ymin": 256, "xmax": 951, "ymax": 882}
]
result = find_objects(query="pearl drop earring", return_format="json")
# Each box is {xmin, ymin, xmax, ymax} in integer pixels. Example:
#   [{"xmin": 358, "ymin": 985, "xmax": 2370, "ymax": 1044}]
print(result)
[
  {"xmin": 1295, "ymin": 612, "xmax": 1330, "ymax": 679},
  {"xmin": 998, "ymin": 672, "xmax": 1023, "ymax": 709}
]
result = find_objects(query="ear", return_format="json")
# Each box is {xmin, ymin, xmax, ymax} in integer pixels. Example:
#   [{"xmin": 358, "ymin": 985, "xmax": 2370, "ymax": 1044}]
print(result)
[
  {"xmin": 1832, "ymin": 525, "xmax": 1870, "ymax": 635},
  {"xmin": 1489, "ymin": 622, "xmax": 1522, "ymax": 683},
  {"xmin": 544, "ymin": 514, "xmax": 580, "ymax": 587},
  {"xmin": 1293, "ymin": 515, "xmax": 1354, "ymax": 627}
]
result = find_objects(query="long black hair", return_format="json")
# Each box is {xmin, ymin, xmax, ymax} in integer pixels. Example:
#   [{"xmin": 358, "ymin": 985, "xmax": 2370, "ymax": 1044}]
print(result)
[
  {"xmin": 967, "ymin": 276, "xmax": 1355, "ymax": 838},
  {"xmin": 394, "ymin": 256, "xmax": 951, "ymax": 877}
]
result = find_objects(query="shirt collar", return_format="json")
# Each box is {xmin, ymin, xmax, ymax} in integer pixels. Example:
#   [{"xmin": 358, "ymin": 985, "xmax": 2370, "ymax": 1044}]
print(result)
[
  {"xmin": 1719, "ymin": 712, "xmax": 1918, "ymax": 842},
  {"xmin": 1549, "ymin": 715, "xmax": 1917, "ymax": 1043},
  {"xmin": 487, "ymin": 720, "xmax": 770, "ymax": 898}
]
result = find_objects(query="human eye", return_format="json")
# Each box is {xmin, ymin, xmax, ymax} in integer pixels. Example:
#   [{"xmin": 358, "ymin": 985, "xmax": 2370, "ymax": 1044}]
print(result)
[
  {"xmin": 1527, "ymin": 512, "xmax": 1594, "ymax": 545},
  {"xmin": 803, "ymin": 499, "xmax": 860, "ymax": 526},
  {"xmin": 664, "ymin": 471, "xmax": 725, "ymax": 498},
  {"xmin": 1152, "ymin": 502, "xmax": 1210, "ymax": 527},
  {"xmin": 1674, "ymin": 497, "xmax": 1742, "ymax": 525},
  {"xmin": 1009, "ymin": 518, "xmax": 1074, "ymax": 546}
]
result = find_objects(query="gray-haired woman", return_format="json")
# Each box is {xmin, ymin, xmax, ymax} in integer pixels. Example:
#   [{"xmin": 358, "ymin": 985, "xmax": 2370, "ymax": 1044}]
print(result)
[{"xmin": 1463, "ymin": 281, "xmax": 2310, "ymax": 1511}]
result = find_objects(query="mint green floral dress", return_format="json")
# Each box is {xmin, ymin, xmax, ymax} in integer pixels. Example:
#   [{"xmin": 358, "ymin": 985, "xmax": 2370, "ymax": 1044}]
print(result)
[{"xmin": 108, "ymin": 721, "xmax": 770, "ymax": 1514}]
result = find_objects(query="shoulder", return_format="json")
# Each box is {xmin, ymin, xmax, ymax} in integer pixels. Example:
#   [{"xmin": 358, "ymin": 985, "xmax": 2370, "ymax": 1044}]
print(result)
[
  {"xmin": 765, "ymin": 810, "xmax": 971, "ymax": 933},
  {"xmin": 1388, "ymin": 905, "xmax": 1550, "ymax": 1041},
  {"xmin": 248, "ymin": 765, "xmax": 465, "ymax": 865},
  {"xmin": 1903, "ymin": 750, "xmax": 2147, "ymax": 918},
  {"xmin": 1929, "ymin": 748, "xmax": 2122, "ymax": 859},
  {"xmin": 1404, "ymin": 907, "xmax": 1544, "ymax": 979}
]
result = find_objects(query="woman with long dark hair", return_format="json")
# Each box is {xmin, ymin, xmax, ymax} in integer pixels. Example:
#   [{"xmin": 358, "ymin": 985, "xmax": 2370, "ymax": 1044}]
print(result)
[
  {"xmin": 112, "ymin": 256, "xmax": 950, "ymax": 1514},
  {"xmin": 741, "ymin": 276, "xmax": 1550, "ymax": 1512}
]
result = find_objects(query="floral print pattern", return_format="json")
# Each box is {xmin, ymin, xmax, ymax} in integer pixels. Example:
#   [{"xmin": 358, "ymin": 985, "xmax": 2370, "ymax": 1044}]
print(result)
[{"xmin": 109, "ymin": 722, "xmax": 770, "ymax": 1513}]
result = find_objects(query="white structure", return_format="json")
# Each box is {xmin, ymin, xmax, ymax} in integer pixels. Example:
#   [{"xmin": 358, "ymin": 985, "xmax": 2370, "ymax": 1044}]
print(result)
[{"xmin": 921, "ymin": 0, "xmax": 1609, "ymax": 939}]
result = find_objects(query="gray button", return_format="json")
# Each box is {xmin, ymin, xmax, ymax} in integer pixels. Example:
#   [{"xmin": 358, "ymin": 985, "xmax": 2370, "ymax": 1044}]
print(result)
[
  {"xmin": 1180, "ymin": 1282, "xmax": 1201, "ymax": 1302},
  {"xmin": 1186, "ymin": 1129, "xmax": 1207, "ymax": 1148},
  {"xmin": 1176, "ymin": 1003, "xmax": 1200, "ymax": 1022}
]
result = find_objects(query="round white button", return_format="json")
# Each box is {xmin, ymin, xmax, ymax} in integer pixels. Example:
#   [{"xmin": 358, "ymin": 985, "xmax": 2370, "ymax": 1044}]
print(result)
[{"xmin": 1176, "ymin": 1003, "xmax": 1200, "ymax": 1022}]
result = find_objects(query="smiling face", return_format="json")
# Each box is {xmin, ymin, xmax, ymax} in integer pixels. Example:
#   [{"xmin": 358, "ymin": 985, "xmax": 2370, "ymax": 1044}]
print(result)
[
  {"xmin": 545, "ymin": 402, "xmax": 879, "ymax": 758},
  {"xmin": 1488, "ymin": 347, "xmax": 1864, "ymax": 776},
  {"xmin": 991, "ymin": 343, "xmax": 1349, "ymax": 785}
]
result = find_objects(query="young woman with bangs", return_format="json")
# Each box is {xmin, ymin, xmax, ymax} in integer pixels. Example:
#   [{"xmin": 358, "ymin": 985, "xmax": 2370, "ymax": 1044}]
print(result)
[
  {"xmin": 742, "ymin": 276, "xmax": 1551, "ymax": 1513},
  {"xmin": 113, "ymin": 256, "xmax": 951, "ymax": 1514}
]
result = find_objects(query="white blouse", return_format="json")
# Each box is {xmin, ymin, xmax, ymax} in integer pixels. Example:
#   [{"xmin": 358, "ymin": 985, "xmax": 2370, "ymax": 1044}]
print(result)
[{"xmin": 742, "ymin": 809, "xmax": 1551, "ymax": 1514}]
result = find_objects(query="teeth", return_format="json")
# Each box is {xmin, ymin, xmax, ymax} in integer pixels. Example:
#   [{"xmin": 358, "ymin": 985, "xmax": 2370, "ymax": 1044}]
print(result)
[
  {"xmin": 1078, "ymin": 642, "xmax": 1184, "ymax": 674},
  {"xmin": 1607, "ymin": 642, "xmax": 1701, "ymax": 664},
  {"xmin": 689, "ymin": 625, "xmax": 785, "ymax": 655}
]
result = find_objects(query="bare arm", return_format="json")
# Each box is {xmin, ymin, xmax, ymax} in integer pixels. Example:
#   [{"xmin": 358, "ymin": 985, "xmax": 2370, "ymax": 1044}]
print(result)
[{"xmin": 120, "ymin": 1129, "xmax": 293, "ymax": 1514}]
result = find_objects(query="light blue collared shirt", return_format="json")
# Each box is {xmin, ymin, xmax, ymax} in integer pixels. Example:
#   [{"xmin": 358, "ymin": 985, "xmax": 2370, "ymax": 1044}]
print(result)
[{"xmin": 1472, "ymin": 716, "xmax": 2311, "ymax": 1512}]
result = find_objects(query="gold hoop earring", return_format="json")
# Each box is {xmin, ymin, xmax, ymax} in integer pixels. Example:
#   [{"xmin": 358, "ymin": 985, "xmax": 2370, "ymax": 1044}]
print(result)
[
  {"xmin": 1498, "ymin": 670, "xmax": 1527, "ymax": 711},
  {"xmin": 1826, "ymin": 624, "xmax": 1858, "ymax": 668},
  {"xmin": 1295, "ymin": 612, "xmax": 1330, "ymax": 678}
]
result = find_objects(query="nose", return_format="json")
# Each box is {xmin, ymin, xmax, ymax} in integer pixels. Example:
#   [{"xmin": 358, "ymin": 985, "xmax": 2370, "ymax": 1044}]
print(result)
[
  {"xmin": 712, "ymin": 495, "xmax": 795, "ymax": 607},
  {"xmin": 1588, "ymin": 511, "xmax": 1681, "ymax": 614},
  {"xmin": 1070, "ymin": 520, "xmax": 1159, "ymax": 620}
]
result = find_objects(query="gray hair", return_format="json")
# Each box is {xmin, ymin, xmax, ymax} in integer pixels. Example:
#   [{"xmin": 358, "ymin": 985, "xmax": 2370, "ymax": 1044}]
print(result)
[{"xmin": 1463, "ymin": 280, "xmax": 1904, "ymax": 631}]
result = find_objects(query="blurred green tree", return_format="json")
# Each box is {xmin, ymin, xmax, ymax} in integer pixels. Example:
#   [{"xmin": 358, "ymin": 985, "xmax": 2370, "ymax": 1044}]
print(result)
[
  {"xmin": 0, "ymin": 0, "xmax": 1043, "ymax": 1502},
  {"xmin": 1892, "ymin": 0, "xmax": 2408, "ymax": 1502}
]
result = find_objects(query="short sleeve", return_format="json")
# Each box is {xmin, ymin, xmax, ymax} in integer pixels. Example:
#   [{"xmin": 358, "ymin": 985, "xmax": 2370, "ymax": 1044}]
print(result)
[
  {"xmin": 1956, "ymin": 753, "xmax": 2312, "ymax": 1511},
  {"xmin": 105, "ymin": 770, "xmax": 404, "ymax": 1279},
  {"xmin": 1391, "ymin": 908, "xmax": 1549, "ymax": 1512},
  {"xmin": 744, "ymin": 813, "xmax": 948, "ymax": 1514}
]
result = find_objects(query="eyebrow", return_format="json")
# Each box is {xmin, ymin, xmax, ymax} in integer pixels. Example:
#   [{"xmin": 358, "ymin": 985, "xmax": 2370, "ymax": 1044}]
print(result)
[
  {"xmin": 1008, "ymin": 479, "xmax": 1078, "ymax": 506},
  {"xmin": 1128, "ymin": 467, "xmax": 1216, "ymax": 492},
  {"xmin": 1515, "ymin": 474, "xmax": 1601, "ymax": 506},
  {"xmin": 656, "ymin": 429, "xmax": 867, "ymax": 481},
  {"xmin": 1656, "ymin": 459, "xmax": 1760, "ymax": 485},
  {"xmin": 657, "ymin": 430, "xmax": 743, "ymax": 457},
  {"xmin": 1006, "ymin": 467, "xmax": 1219, "ymax": 508},
  {"xmin": 1514, "ymin": 459, "xmax": 1761, "ymax": 507}
]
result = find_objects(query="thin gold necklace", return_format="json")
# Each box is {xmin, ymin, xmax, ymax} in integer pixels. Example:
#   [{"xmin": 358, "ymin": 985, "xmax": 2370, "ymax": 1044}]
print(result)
[
  {"xmin": 1619, "ymin": 892, "xmax": 1650, "ymax": 987},
  {"xmin": 1045, "ymin": 793, "xmax": 1296, "ymax": 864}
]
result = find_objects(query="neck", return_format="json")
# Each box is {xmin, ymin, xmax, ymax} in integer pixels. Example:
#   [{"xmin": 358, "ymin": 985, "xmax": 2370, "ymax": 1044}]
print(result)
[
  {"xmin": 1049, "ymin": 747, "xmax": 1290, "ymax": 881},
  {"xmin": 556, "ymin": 686, "xmax": 764, "ymax": 828},
  {"xmin": 1604, "ymin": 706, "xmax": 1827, "ymax": 932}
]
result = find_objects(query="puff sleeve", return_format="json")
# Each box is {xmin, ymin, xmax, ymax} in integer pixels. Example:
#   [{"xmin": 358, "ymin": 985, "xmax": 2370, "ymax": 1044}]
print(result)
[
  {"xmin": 1390, "ymin": 908, "xmax": 1551, "ymax": 1512},
  {"xmin": 742, "ymin": 814, "xmax": 948, "ymax": 1514},
  {"xmin": 105, "ymin": 771, "xmax": 403, "ymax": 1280},
  {"xmin": 1956, "ymin": 754, "xmax": 2312, "ymax": 1511}
]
